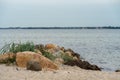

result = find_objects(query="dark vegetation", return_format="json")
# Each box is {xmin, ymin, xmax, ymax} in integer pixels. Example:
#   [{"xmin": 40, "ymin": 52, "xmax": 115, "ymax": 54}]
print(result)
[
  {"xmin": 0, "ymin": 26, "xmax": 120, "ymax": 29},
  {"xmin": 64, "ymin": 60, "xmax": 101, "ymax": 71}
]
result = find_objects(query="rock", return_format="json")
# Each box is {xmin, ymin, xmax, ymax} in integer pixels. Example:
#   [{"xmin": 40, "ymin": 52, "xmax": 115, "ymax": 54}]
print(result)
[
  {"xmin": 53, "ymin": 50, "xmax": 64, "ymax": 57},
  {"xmin": 35, "ymin": 44, "xmax": 45, "ymax": 49},
  {"xmin": 60, "ymin": 47, "xmax": 65, "ymax": 52},
  {"xmin": 64, "ymin": 60, "xmax": 101, "ymax": 71},
  {"xmin": 47, "ymin": 49, "xmax": 57, "ymax": 54},
  {"xmin": 16, "ymin": 51, "xmax": 59, "ymax": 70},
  {"xmin": 27, "ymin": 60, "xmax": 42, "ymax": 71},
  {"xmin": 45, "ymin": 44, "xmax": 62, "ymax": 55},
  {"xmin": 34, "ymin": 49, "xmax": 42, "ymax": 55},
  {"xmin": 73, "ymin": 56, "xmax": 78, "ymax": 60},
  {"xmin": 35, "ymin": 44, "xmax": 45, "ymax": 53},
  {"xmin": 45, "ymin": 44, "xmax": 58, "ymax": 49},
  {"xmin": 0, "ymin": 52, "xmax": 16, "ymax": 63},
  {"xmin": 72, "ymin": 53, "xmax": 80, "ymax": 60},
  {"xmin": 65, "ymin": 49, "xmax": 80, "ymax": 60},
  {"xmin": 115, "ymin": 70, "xmax": 120, "ymax": 72},
  {"xmin": 54, "ymin": 58, "xmax": 64, "ymax": 65},
  {"xmin": 65, "ymin": 51, "xmax": 73, "ymax": 57}
]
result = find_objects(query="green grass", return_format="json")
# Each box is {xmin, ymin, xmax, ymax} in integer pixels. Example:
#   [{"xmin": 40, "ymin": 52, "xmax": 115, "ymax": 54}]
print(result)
[
  {"xmin": 34, "ymin": 44, "xmax": 56, "ymax": 61},
  {"xmin": 0, "ymin": 42, "xmax": 35, "ymax": 64},
  {"xmin": 0, "ymin": 42, "xmax": 35, "ymax": 54},
  {"xmin": 9, "ymin": 42, "xmax": 35, "ymax": 53},
  {"xmin": 42, "ymin": 51, "xmax": 56, "ymax": 61},
  {"xmin": 0, "ymin": 43, "xmax": 11, "ymax": 54},
  {"xmin": 61, "ymin": 54, "xmax": 74, "ymax": 63}
]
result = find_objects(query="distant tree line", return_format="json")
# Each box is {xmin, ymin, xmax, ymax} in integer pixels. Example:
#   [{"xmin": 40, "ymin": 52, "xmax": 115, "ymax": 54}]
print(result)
[{"xmin": 0, "ymin": 26, "xmax": 120, "ymax": 29}]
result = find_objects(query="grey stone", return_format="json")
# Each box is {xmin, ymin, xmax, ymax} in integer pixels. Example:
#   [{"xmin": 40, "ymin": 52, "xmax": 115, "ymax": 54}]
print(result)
[{"xmin": 26, "ymin": 60, "xmax": 42, "ymax": 71}]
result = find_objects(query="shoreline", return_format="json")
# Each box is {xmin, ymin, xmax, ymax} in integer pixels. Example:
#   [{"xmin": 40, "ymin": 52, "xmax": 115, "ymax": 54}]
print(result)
[
  {"xmin": 0, "ymin": 64, "xmax": 120, "ymax": 80},
  {"xmin": 0, "ymin": 42, "xmax": 120, "ymax": 80},
  {"xmin": 0, "ymin": 43, "xmax": 119, "ymax": 72}
]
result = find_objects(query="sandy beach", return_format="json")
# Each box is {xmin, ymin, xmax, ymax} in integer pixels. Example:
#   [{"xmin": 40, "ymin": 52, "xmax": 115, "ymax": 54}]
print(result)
[{"xmin": 0, "ymin": 64, "xmax": 120, "ymax": 80}]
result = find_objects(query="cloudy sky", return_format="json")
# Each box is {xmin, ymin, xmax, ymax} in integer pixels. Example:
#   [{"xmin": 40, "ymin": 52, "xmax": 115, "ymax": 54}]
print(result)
[{"xmin": 0, "ymin": 0, "xmax": 120, "ymax": 27}]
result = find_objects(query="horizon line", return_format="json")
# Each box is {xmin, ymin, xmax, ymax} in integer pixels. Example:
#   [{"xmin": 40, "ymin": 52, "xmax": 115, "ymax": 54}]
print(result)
[{"xmin": 0, "ymin": 26, "xmax": 120, "ymax": 29}]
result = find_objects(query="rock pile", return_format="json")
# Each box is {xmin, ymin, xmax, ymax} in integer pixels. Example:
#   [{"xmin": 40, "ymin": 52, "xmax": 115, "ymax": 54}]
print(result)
[
  {"xmin": 0, "ymin": 43, "xmax": 101, "ymax": 71},
  {"xmin": 35, "ymin": 43, "xmax": 101, "ymax": 71}
]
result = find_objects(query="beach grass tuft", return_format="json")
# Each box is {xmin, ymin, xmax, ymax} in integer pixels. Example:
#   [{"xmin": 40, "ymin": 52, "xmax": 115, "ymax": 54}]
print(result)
[
  {"xmin": 61, "ymin": 54, "xmax": 73, "ymax": 63},
  {"xmin": 0, "ymin": 42, "xmax": 35, "ymax": 54},
  {"xmin": 9, "ymin": 42, "xmax": 35, "ymax": 53},
  {"xmin": 42, "ymin": 51, "xmax": 56, "ymax": 61}
]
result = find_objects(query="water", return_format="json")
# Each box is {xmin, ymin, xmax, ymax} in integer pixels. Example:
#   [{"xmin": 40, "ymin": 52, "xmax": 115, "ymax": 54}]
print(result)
[{"xmin": 0, "ymin": 29, "xmax": 120, "ymax": 71}]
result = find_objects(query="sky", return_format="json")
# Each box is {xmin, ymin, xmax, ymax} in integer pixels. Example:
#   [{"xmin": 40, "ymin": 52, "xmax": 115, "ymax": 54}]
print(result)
[{"xmin": 0, "ymin": 0, "xmax": 120, "ymax": 27}]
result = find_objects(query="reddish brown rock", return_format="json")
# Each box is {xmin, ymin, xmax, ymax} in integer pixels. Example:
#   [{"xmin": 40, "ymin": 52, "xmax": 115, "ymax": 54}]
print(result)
[
  {"xmin": 45, "ymin": 44, "xmax": 61, "ymax": 54},
  {"xmin": 0, "ymin": 52, "xmax": 15, "ymax": 63},
  {"xmin": 45, "ymin": 44, "xmax": 58, "ymax": 49},
  {"xmin": 16, "ymin": 51, "xmax": 58, "ymax": 70}
]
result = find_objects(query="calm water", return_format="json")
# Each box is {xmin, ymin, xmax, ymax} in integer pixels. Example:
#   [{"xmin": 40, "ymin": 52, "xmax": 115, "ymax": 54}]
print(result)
[{"xmin": 0, "ymin": 29, "xmax": 120, "ymax": 71}]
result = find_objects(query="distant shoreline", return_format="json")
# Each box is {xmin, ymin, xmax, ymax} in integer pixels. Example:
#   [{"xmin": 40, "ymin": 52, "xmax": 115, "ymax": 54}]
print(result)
[{"xmin": 0, "ymin": 27, "xmax": 120, "ymax": 29}]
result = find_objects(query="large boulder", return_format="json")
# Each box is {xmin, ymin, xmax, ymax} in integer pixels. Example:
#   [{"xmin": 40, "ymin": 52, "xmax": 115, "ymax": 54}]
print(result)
[
  {"xmin": 16, "ymin": 51, "xmax": 58, "ymax": 70},
  {"xmin": 27, "ymin": 60, "xmax": 42, "ymax": 71}
]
